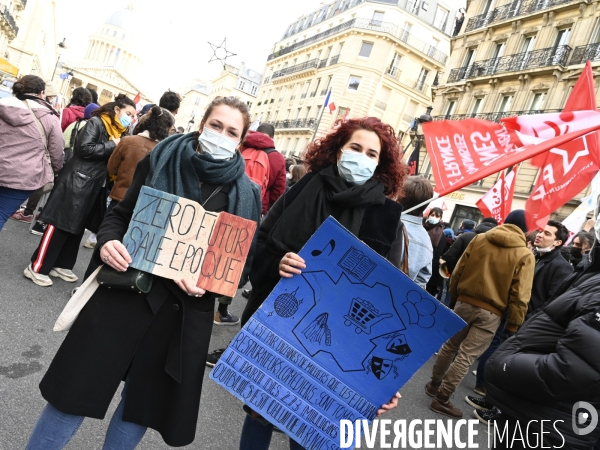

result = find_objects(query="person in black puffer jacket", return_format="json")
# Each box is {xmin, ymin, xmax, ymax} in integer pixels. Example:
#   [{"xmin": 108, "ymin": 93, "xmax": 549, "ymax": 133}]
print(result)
[
  {"xmin": 443, "ymin": 217, "xmax": 498, "ymax": 274},
  {"xmin": 485, "ymin": 245, "xmax": 600, "ymax": 450}
]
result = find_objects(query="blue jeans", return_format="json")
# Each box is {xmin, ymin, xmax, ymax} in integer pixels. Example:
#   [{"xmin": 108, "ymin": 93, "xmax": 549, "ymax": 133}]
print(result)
[
  {"xmin": 26, "ymin": 383, "xmax": 147, "ymax": 450},
  {"xmin": 0, "ymin": 186, "xmax": 33, "ymax": 232},
  {"xmin": 476, "ymin": 317, "xmax": 505, "ymax": 389},
  {"xmin": 239, "ymin": 414, "xmax": 305, "ymax": 450}
]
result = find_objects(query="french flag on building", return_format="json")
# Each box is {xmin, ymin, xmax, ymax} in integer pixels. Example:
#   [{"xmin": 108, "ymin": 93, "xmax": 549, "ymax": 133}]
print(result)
[{"xmin": 324, "ymin": 89, "xmax": 336, "ymax": 115}]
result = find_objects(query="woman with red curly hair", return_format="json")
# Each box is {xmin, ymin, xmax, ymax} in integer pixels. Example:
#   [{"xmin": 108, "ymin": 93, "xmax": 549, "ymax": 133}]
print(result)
[{"xmin": 237, "ymin": 117, "xmax": 406, "ymax": 450}]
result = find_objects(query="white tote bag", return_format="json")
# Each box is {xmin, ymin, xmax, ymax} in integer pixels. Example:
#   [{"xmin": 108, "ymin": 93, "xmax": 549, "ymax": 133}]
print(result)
[{"xmin": 53, "ymin": 266, "xmax": 102, "ymax": 332}]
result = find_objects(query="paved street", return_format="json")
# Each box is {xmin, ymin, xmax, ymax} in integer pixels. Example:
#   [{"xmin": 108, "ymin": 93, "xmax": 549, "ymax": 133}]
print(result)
[{"xmin": 0, "ymin": 219, "xmax": 490, "ymax": 450}]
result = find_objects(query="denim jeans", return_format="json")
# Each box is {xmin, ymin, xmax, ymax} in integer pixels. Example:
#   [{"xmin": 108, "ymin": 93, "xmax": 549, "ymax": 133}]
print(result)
[
  {"xmin": 26, "ymin": 382, "xmax": 147, "ymax": 450},
  {"xmin": 476, "ymin": 318, "xmax": 505, "ymax": 389},
  {"xmin": 0, "ymin": 186, "xmax": 33, "ymax": 232},
  {"xmin": 239, "ymin": 414, "xmax": 305, "ymax": 450}
]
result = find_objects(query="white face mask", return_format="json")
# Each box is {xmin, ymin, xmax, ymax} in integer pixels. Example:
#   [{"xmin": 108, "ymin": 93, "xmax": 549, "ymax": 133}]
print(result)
[
  {"xmin": 427, "ymin": 217, "xmax": 440, "ymax": 225},
  {"xmin": 337, "ymin": 150, "xmax": 378, "ymax": 185},
  {"xmin": 536, "ymin": 245, "xmax": 554, "ymax": 253},
  {"xmin": 198, "ymin": 126, "xmax": 239, "ymax": 160}
]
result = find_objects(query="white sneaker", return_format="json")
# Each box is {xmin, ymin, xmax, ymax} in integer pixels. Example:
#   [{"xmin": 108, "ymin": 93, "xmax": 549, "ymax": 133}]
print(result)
[
  {"xmin": 83, "ymin": 239, "xmax": 96, "ymax": 249},
  {"xmin": 24, "ymin": 264, "xmax": 53, "ymax": 287},
  {"xmin": 49, "ymin": 268, "xmax": 79, "ymax": 282}
]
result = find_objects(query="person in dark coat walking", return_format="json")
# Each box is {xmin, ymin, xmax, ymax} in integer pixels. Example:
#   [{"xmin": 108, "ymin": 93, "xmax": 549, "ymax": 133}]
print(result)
[
  {"xmin": 483, "ymin": 243, "xmax": 600, "ymax": 450},
  {"xmin": 237, "ymin": 117, "xmax": 406, "ymax": 450},
  {"xmin": 24, "ymin": 94, "xmax": 136, "ymax": 287},
  {"xmin": 424, "ymin": 207, "xmax": 447, "ymax": 297},
  {"xmin": 526, "ymin": 220, "xmax": 573, "ymax": 319},
  {"xmin": 25, "ymin": 97, "xmax": 262, "ymax": 449},
  {"xmin": 443, "ymin": 217, "xmax": 498, "ymax": 274}
]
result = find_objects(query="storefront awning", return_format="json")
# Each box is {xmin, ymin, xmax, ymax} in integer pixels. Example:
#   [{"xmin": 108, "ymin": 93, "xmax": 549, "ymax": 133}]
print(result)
[{"xmin": 0, "ymin": 58, "xmax": 18, "ymax": 77}]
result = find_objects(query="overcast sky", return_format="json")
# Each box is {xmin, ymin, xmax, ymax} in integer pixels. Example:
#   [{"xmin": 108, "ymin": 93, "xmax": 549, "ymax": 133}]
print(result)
[{"xmin": 56, "ymin": 0, "xmax": 465, "ymax": 100}]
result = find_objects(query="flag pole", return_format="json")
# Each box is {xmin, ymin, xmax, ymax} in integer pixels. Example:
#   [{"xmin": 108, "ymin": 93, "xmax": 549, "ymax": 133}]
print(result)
[
  {"xmin": 403, "ymin": 193, "xmax": 440, "ymax": 215},
  {"xmin": 310, "ymin": 101, "xmax": 328, "ymax": 143}
]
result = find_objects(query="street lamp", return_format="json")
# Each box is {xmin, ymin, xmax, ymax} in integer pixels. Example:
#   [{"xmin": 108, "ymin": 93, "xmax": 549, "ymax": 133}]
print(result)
[
  {"xmin": 51, "ymin": 38, "xmax": 67, "ymax": 82},
  {"xmin": 187, "ymin": 110, "xmax": 196, "ymax": 132},
  {"xmin": 406, "ymin": 106, "xmax": 433, "ymax": 175}
]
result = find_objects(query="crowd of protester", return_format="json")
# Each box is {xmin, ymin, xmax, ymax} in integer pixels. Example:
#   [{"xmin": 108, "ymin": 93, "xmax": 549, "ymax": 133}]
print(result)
[{"xmin": 0, "ymin": 73, "xmax": 598, "ymax": 450}]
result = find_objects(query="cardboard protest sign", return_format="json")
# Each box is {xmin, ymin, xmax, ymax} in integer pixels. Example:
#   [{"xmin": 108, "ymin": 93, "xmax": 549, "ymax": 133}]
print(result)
[
  {"xmin": 210, "ymin": 217, "xmax": 466, "ymax": 450},
  {"xmin": 122, "ymin": 186, "xmax": 257, "ymax": 297}
]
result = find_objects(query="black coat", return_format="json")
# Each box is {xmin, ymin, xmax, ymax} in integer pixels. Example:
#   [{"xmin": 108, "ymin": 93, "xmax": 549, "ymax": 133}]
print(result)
[
  {"xmin": 39, "ymin": 156, "xmax": 232, "ymax": 447},
  {"xmin": 39, "ymin": 116, "xmax": 119, "ymax": 234},
  {"xmin": 241, "ymin": 171, "xmax": 403, "ymax": 326},
  {"xmin": 485, "ymin": 247, "xmax": 600, "ymax": 449},
  {"xmin": 526, "ymin": 248, "xmax": 573, "ymax": 319},
  {"xmin": 443, "ymin": 222, "xmax": 496, "ymax": 273}
]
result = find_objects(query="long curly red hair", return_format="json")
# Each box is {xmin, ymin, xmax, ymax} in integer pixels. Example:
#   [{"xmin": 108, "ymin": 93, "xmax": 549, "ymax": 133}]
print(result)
[{"xmin": 303, "ymin": 117, "xmax": 406, "ymax": 198}]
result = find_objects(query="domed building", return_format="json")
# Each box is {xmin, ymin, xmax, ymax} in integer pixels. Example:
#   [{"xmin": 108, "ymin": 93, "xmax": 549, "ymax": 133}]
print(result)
[{"xmin": 58, "ymin": 1, "xmax": 150, "ymax": 105}]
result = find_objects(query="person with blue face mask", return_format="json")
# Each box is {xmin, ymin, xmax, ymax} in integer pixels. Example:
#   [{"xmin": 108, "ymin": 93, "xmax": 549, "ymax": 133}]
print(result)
[
  {"xmin": 25, "ymin": 94, "xmax": 137, "ymax": 288},
  {"xmin": 237, "ymin": 117, "xmax": 408, "ymax": 450}
]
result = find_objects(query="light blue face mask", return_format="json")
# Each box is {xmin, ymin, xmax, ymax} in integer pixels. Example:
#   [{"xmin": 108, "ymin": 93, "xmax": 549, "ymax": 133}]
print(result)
[
  {"xmin": 337, "ymin": 150, "xmax": 378, "ymax": 185},
  {"xmin": 119, "ymin": 112, "xmax": 132, "ymax": 128},
  {"xmin": 198, "ymin": 126, "xmax": 239, "ymax": 160}
]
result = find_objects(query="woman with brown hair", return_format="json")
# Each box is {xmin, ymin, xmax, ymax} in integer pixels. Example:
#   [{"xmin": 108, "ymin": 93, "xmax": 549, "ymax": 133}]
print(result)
[
  {"xmin": 238, "ymin": 116, "xmax": 406, "ymax": 449},
  {"xmin": 25, "ymin": 97, "xmax": 261, "ymax": 449}
]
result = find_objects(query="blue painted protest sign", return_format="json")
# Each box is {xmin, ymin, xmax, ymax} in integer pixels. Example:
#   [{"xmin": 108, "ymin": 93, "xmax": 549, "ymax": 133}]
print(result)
[{"xmin": 210, "ymin": 217, "xmax": 466, "ymax": 450}]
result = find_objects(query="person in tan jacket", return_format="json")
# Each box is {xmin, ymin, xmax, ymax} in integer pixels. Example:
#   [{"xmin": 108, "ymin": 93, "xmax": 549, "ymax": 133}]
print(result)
[{"xmin": 425, "ymin": 209, "xmax": 535, "ymax": 418}]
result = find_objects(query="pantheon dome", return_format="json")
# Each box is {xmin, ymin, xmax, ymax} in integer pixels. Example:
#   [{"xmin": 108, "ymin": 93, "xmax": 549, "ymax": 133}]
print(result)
[{"xmin": 81, "ymin": 3, "xmax": 143, "ymax": 75}]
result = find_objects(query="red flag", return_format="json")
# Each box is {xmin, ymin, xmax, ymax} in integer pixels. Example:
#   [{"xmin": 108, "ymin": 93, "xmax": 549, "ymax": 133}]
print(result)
[
  {"xmin": 343, "ymin": 108, "xmax": 350, "ymax": 121},
  {"xmin": 133, "ymin": 92, "xmax": 141, "ymax": 105},
  {"xmin": 422, "ymin": 111, "xmax": 600, "ymax": 197},
  {"xmin": 520, "ymin": 61, "xmax": 600, "ymax": 230},
  {"xmin": 476, "ymin": 166, "xmax": 518, "ymax": 224}
]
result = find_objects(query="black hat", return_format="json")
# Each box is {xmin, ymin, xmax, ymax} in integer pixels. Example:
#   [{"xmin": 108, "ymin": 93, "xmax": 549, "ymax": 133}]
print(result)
[
  {"xmin": 505, "ymin": 209, "xmax": 528, "ymax": 233},
  {"xmin": 462, "ymin": 219, "xmax": 475, "ymax": 230}
]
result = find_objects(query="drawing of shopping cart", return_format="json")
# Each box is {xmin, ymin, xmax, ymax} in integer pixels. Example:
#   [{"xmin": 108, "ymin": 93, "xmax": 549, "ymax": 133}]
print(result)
[{"xmin": 344, "ymin": 297, "xmax": 393, "ymax": 334}]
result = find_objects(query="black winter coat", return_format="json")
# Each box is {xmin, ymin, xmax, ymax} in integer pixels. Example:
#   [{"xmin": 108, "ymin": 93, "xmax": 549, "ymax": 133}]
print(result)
[
  {"xmin": 241, "ymin": 171, "xmax": 403, "ymax": 326},
  {"xmin": 39, "ymin": 156, "xmax": 231, "ymax": 447},
  {"xmin": 486, "ymin": 247, "xmax": 600, "ymax": 449},
  {"xmin": 39, "ymin": 116, "xmax": 119, "ymax": 234},
  {"xmin": 526, "ymin": 248, "xmax": 573, "ymax": 319},
  {"xmin": 443, "ymin": 222, "xmax": 496, "ymax": 273}
]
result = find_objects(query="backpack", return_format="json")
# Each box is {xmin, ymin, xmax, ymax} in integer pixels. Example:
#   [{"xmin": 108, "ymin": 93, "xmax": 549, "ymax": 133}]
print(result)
[{"xmin": 242, "ymin": 148, "xmax": 270, "ymax": 203}]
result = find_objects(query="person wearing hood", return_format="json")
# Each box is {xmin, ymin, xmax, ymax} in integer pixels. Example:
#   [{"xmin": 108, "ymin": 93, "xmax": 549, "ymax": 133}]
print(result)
[
  {"xmin": 0, "ymin": 75, "xmax": 64, "ymax": 232},
  {"xmin": 60, "ymin": 87, "xmax": 92, "ymax": 131},
  {"xmin": 442, "ymin": 217, "xmax": 498, "ymax": 274},
  {"xmin": 478, "ymin": 213, "xmax": 600, "ymax": 449},
  {"xmin": 24, "ymin": 94, "xmax": 136, "ymax": 287},
  {"xmin": 525, "ymin": 220, "xmax": 572, "ymax": 319},
  {"xmin": 424, "ymin": 207, "xmax": 447, "ymax": 297},
  {"xmin": 425, "ymin": 210, "xmax": 534, "ymax": 419},
  {"xmin": 570, "ymin": 230, "xmax": 594, "ymax": 267}
]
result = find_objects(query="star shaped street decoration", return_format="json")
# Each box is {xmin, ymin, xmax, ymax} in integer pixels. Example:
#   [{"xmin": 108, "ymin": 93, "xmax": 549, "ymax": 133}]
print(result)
[{"xmin": 208, "ymin": 38, "xmax": 236, "ymax": 69}]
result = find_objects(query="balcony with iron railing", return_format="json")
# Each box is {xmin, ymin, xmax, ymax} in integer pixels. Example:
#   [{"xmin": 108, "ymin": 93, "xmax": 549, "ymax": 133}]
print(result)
[
  {"xmin": 300, "ymin": 93, "xmax": 307, "ymax": 99},
  {"xmin": 268, "ymin": 18, "xmax": 448, "ymax": 65},
  {"xmin": 310, "ymin": 91, "xmax": 317, "ymax": 97},
  {"xmin": 447, "ymin": 45, "xmax": 571, "ymax": 83},
  {"xmin": 385, "ymin": 67, "xmax": 401, "ymax": 81},
  {"xmin": 272, "ymin": 59, "xmax": 319, "ymax": 80},
  {"xmin": 273, "ymin": 118, "xmax": 318, "ymax": 130},
  {"xmin": 465, "ymin": 0, "xmax": 575, "ymax": 32},
  {"xmin": 375, "ymin": 100, "xmax": 387, "ymax": 111},
  {"xmin": 433, "ymin": 108, "xmax": 562, "ymax": 122},
  {"xmin": 570, "ymin": 43, "xmax": 600, "ymax": 65},
  {"xmin": 263, "ymin": 77, "xmax": 270, "ymax": 84},
  {"xmin": 320, "ymin": 88, "xmax": 328, "ymax": 96},
  {"xmin": 318, "ymin": 59, "xmax": 327, "ymax": 68},
  {"xmin": 1, "ymin": 6, "xmax": 18, "ymax": 37},
  {"xmin": 329, "ymin": 55, "xmax": 340, "ymax": 65}
]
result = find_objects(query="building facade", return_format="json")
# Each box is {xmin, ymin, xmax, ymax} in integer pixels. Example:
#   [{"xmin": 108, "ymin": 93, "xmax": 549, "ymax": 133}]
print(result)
[
  {"xmin": 5, "ymin": 0, "xmax": 50, "ymax": 79},
  {"xmin": 176, "ymin": 79, "xmax": 210, "ymax": 131},
  {"xmin": 208, "ymin": 62, "xmax": 262, "ymax": 106},
  {"xmin": 426, "ymin": 0, "xmax": 600, "ymax": 227},
  {"xmin": 253, "ymin": 0, "xmax": 457, "ymax": 157}
]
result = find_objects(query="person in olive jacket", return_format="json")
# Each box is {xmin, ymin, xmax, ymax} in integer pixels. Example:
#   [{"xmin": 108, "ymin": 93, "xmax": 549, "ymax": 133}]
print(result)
[{"xmin": 24, "ymin": 94, "xmax": 136, "ymax": 287}]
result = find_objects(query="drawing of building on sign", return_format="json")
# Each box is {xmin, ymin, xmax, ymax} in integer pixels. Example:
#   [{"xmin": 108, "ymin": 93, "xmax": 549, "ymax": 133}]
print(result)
[{"xmin": 338, "ymin": 247, "xmax": 376, "ymax": 281}]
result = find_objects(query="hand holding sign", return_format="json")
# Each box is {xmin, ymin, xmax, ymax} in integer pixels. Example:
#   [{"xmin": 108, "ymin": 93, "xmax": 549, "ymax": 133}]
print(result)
[
  {"xmin": 279, "ymin": 252, "xmax": 306, "ymax": 278},
  {"xmin": 122, "ymin": 186, "xmax": 257, "ymax": 297}
]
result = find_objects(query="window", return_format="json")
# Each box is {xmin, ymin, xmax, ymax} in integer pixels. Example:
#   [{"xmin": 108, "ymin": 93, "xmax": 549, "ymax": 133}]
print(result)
[
  {"xmin": 387, "ymin": 53, "xmax": 402, "ymax": 77},
  {"xmin": 529, "ymin": 92, "xmax": 546, "ymax": 111},
  {"xmin": 347, "ymin": 76, "xmax": 361, "ymax": 91},
  {"xmin": 251, "ymin": 85, "xmax": 258, "ymax": 96},
  {"xmin": 416, "ymin": 68, "xmax": 429, "ymax": 91},
  {"xmin": 471, "ymin": 98, "xmax": 483, "ymax": 116},
  {"xmin": 247, "ymin": 102, "xmax": 253, "ymax": 109},
  {"xmin": 113, "ymin": 30, "xmax": 117, "ymax": 37},
  {"xmin": 499, "ymin": 95, "xmax": 513, "ymax": 113},
  {"xmin": 194, "ymin": 97, "xmax": 201, "ymax": 106},
  {"xmin": 433, "ymin": 7, "xmax": 449, "ymax": 30},
  {"xmin": 445, "ymin": 101, "xmax": 456, "ymax": 118},
  {"xmin": 238, "ymin": 79, "xmax": 246, "ymax": 91},
  {"xmin": 359, "ymin": 42, "xmax": 374, "ymax": 57},
  {"xmin": 312, "ymin": 78, "xmax": 321, "ymax": 97},
  {"xmin": 449, "ymin": 205, "xmax": 483, "ymax": 231},
  {"xmin": 371, "ymin": 11, "xmax": 384, "ymax": 26}
]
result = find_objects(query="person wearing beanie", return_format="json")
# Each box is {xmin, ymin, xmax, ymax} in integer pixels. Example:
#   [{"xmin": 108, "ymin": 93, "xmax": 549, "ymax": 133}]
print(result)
[
  {"xmin": 84, "ymin": 103, "xmax": 99, "ymax": 119},
  {"xmin": 426, "ymin": 209, "xmax": 534, "ymax": 419}
]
